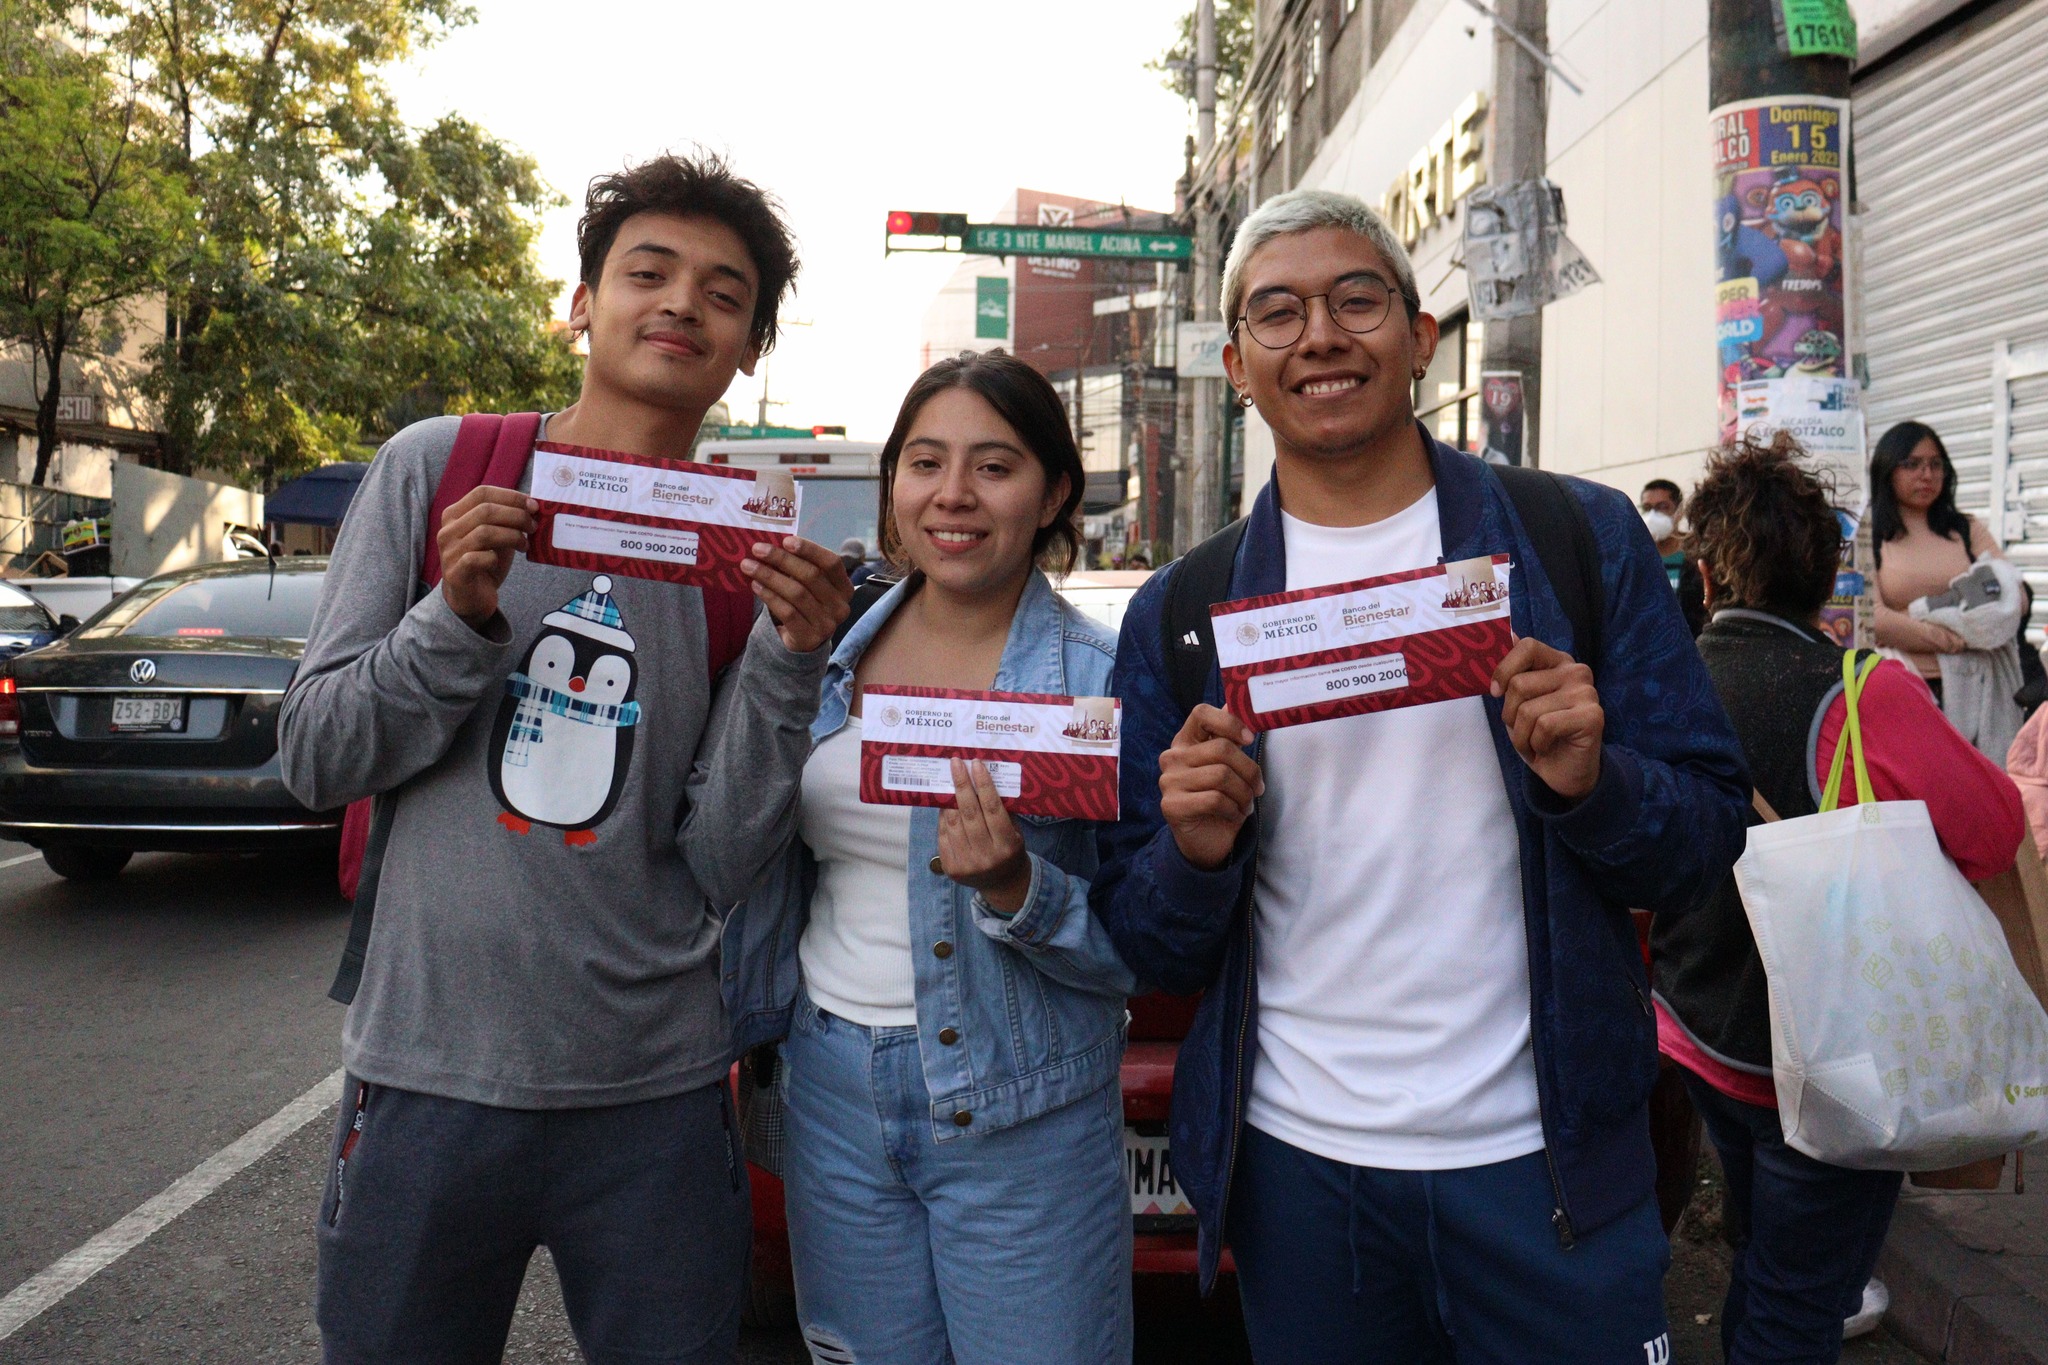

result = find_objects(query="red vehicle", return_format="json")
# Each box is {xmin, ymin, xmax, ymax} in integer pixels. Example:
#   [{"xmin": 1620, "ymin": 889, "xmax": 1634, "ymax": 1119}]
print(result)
[{"xmin": 736, "ymin": 989, "xmax": 1226, "ymax": 1324}]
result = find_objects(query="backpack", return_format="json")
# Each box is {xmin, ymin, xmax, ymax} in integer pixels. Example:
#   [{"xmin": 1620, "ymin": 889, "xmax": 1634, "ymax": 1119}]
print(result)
[
  {"xmin": 1162, "ymin": 463, "xmax": 1605, "ymax": 716},
  {"xmin": 326, "ymin": 412, "xmax": 754, "ymax": 1004}
]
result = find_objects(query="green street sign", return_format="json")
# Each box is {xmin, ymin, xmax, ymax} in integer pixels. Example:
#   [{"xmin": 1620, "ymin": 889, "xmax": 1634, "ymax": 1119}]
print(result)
[
  {"xmin": 964, "ymin": 224, "xmax": 1192, "ymax": 261},
  {"xmin": 975, "ymin": 276, "xmax": 1009, "ymax": 339}
]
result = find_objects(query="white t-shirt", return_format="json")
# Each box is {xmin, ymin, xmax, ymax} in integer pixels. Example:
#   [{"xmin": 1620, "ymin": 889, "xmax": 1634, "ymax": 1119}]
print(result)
[
  {"xmin": 1245, "ymin": 492, "xmax": 1545, "ymax": 1170},
  {"xmin": 796, "ymin": 718, "xmax": 918, "ymax": 1027}
]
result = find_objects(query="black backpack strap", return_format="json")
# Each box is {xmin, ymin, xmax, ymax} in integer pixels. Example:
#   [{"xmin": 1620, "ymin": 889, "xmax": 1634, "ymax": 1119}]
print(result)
[
  {"xmin": 834, "ymin": 576, "xmax": 901, "ymax": 652},
  {"xmin": 1493, "ymin": 464, "xmax": 1605, "ymax": 672},
  {"xmin": 1163, "ymin": 517, "xmax": 1250, "ymax": 717}
]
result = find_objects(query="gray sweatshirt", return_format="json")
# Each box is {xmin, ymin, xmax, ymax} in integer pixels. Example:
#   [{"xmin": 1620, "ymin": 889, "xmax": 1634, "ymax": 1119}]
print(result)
[{"xmin": 280, "ymin": 415, "xmax": 825, "ymax": 1108}]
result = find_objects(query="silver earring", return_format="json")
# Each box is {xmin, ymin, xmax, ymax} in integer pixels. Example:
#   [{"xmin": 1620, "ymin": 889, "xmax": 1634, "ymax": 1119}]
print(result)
[{"xmin": 1238, "ymin": 391, "xmax": 1254, "ymax": 408}]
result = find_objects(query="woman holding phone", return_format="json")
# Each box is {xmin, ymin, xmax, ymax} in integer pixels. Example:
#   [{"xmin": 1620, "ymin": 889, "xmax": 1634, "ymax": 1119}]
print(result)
[{"xmin": 723, "ymin": 350, "xmax": 1135, "ymax": 1365}]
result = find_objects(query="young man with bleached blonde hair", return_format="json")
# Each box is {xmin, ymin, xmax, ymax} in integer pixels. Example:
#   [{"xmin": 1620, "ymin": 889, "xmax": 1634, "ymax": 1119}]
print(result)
[{"xmin": 1093, "ymin": 188, "xmax": 1750, "ymax": 1363}]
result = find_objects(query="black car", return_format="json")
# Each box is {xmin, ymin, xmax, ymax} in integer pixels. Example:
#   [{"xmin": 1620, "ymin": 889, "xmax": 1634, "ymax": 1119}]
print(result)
[
  {"xmin": 0, "ymin": 557, "xmax": 340, "ymax": 880},
  {"xmin": 0, "ymin": 580, "xmax": 62, "ymax": 659}
]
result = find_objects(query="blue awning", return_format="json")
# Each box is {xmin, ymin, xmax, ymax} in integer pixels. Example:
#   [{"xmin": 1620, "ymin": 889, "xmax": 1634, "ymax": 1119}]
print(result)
[{"xmin": 265, "ymin": 462, "xmax": 371, "ymax": 527}]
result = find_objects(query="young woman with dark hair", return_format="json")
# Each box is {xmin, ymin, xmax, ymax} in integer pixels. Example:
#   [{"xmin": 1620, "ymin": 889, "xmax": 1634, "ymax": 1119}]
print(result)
[
  {"xmin": 722, "ymin": 351, "xmax": 1135, "ymax": 1364},
  {"xmin": 1654, "ymin": 432, "xmax": 2023, "ymax": 1365},
  {"xmin": 1869, "ymin": 420, "xmax": 1999, "ymax": 688}
]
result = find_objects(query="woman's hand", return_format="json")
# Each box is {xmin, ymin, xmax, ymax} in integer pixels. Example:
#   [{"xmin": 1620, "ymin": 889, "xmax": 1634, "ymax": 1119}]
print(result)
[{"xmin": 937, "ymin": 758, "xmax": 1032, "ymax": 914}]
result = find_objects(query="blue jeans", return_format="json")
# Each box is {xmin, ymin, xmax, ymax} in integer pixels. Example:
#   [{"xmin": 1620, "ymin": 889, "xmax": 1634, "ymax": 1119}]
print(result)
[
  {"xmin": 1685, "ymin": 1076, "xmax": 1903, "ymax": 1365},
  {"xmin": 779, "ymin": 991, "xmax": 1132, "ymax": 1365},
  {"xmin": 1228, "ymin": 1122, "xmax": 1672, "ymax": 1364}
]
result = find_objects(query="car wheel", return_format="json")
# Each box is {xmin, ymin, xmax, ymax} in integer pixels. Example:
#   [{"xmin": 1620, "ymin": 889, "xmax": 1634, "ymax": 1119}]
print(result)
[{"xmin": 42, "ymin": 846, "xmax": 133, "ymax": 882}]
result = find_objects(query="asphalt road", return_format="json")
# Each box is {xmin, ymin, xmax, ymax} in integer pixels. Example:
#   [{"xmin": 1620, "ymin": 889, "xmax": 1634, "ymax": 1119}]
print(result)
[{"xmin": 0, "ymin": 843, "xmax": 1927, "ymax": 1363}]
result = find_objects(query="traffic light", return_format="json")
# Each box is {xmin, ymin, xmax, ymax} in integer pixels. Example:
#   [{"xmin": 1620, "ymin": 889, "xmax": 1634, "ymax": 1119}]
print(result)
[
  {"xmin": 885, "ymin": 211, "xmax": 968, "ymax": 238},
  {"xmin": 810, "ymin": 424, "xmax": 846, "ymax": 437}
]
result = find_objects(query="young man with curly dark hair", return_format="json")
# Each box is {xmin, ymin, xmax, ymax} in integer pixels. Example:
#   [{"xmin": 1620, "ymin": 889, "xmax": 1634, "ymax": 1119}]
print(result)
[{"xmin": 281, "ymin": 152, "xmax": 851, "ymax": 1363}]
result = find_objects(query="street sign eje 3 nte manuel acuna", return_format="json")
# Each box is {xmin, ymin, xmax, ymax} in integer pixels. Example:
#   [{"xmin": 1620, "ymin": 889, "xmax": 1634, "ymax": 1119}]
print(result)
[{"xmin": 883, "ymin": 211, "xmax": 1192, "ymax": 263}]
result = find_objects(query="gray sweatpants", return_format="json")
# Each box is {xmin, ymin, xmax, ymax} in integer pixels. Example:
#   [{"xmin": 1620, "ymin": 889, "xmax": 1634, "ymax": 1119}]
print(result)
[{"xmin": 315, "ymin": 1075, "xmax": 750, "ymax": 1364}]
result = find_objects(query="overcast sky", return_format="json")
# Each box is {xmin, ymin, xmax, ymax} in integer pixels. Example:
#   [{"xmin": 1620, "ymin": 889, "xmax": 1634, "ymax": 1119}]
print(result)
[{"xmin": 386, "ymin": 1, "xmax": 1195, "ymax": 440}]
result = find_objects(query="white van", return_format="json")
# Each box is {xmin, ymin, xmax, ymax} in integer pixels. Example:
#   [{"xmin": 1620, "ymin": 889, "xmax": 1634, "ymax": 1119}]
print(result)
[{"xmin": 696, "ymin": 439, "xmax": 882, "ymax": 561}]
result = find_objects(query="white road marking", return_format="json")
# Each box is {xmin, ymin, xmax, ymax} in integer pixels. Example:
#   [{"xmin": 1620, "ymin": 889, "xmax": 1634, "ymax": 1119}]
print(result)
[
  {"xmin": 0, "ymin": 851, "xmax": 43, "ymax": 869},
  {"xmin": 0, "ymin": 1067, "xmax": 343, "ymax": 1339}
]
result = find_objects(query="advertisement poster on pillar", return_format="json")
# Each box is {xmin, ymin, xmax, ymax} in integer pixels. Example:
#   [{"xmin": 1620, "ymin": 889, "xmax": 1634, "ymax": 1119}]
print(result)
[
  {"xmin": 525, "ymin": 442, "xmax": 802, "ymax": 593},
  {"xmin": 1710, "ymin": 96, "xmax": 1852, "ymax": 445}
]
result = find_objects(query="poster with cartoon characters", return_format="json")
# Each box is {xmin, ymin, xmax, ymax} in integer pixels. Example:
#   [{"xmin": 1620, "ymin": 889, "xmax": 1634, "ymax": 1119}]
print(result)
[{"xmin": 1711, "ymin": 96, "xmax": 1857, "ymax": 463}]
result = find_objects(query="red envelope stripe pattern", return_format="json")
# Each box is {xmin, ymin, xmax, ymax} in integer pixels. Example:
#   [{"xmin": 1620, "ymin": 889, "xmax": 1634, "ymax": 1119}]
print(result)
[
  {"xmin": 525, "ymin": 441, "xmax": 800, "ymax": 592},
  {"xmin": 1209, "ymin": 554, "xmax": 1515, "ymax": 732},
  {"xmin": 859, "ymin": 685, "xmax": 1121, "ymax": 822}
]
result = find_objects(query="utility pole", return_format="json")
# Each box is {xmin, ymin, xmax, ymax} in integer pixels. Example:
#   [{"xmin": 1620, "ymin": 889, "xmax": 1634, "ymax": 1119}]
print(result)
[
  {"xmin": 1182, "ymin": 0, "xmax": 1224, "ymax": 546},
  {"xmin": 1709, "ymin": 0, "xmax": 1861, "ymax": 633},
  {"xmin": 1480, "ymin": 0, "xmax": 1548, "ymax": 466}
]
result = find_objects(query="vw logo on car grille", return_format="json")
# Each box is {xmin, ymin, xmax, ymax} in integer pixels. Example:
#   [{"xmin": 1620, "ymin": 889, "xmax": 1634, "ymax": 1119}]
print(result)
[{"xmin": 129, "ymin": 659, "xmax": 157, "ymax": 684}]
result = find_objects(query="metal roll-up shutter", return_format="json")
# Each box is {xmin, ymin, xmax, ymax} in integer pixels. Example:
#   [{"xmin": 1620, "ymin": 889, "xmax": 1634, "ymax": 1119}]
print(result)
[{"xmin": 1855, "ymin": 0, "xmax": 2048, "ymax": 630}]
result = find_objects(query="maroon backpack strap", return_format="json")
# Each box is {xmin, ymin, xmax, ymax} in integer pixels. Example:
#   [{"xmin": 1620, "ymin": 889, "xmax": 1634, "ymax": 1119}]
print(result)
[
  {"xmin": 419, "ymin": 412, "xmax": 541, "ymax": 587},
  {"xmin": 422, "ymin": 414, "xmax": 502, "ymax": 588},
  {"xmin": 702, "ymin": 588, "xmax": 754, "ymax": 687},
  {"xmin": 483, "ymin": 412, "xmax": 543, "ymax": 491}
]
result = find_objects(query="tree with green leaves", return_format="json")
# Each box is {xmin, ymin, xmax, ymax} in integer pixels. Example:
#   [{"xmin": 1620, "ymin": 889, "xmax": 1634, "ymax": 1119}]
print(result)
[
  {"xmin": 114, "ymin": 0, "xmax": 579, "ymax": 485},
  {"xmin": 1149, "ymin": 0, "xmax": 1256, "ymax": 118},
  {"xmin": 0, "ymin": 7, "xmax": 191, "ymax": 486}
]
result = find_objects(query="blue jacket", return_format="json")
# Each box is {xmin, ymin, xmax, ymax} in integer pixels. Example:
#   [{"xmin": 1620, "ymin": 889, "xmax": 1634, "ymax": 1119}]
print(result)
[
  {"xmin": 722, "ymin": 570, "xmax": 1135, "ymax": 1141},
  {"xmin": 1091, "ymin": 435, "xmax": 1750, "ymax": 1292}
]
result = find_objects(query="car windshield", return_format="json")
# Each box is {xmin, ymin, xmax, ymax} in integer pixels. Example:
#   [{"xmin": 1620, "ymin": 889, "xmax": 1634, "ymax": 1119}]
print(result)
[
  {"xmin": 0, "ymin": 583, "xmax": 50, "ymax": 633},
  {"xmin": 82, "ymin": 569, "xmax": 326, "ymax": 640},
  {"xmin": 796, "ymin": 477, "xmax": 880, "ymax": 560}
]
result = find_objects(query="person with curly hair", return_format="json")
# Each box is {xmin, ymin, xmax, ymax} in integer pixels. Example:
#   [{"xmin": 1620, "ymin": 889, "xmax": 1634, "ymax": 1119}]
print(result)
[{"xmin": 1653, "ymin": 431, "xmax": 2023, "ymax": 1365}]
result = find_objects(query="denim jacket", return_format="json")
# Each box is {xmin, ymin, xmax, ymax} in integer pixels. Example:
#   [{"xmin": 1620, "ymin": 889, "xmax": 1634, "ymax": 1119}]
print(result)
[{"xmin": 722, "ymin": 570, "xmax": 1134, "ymax": 1144}]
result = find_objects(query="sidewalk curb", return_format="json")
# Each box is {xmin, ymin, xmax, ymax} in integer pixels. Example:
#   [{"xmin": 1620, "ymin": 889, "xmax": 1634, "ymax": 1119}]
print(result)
[{"xmin": 1879, "ymin": 1201, "xmax": 2048, "ymax": 1364}]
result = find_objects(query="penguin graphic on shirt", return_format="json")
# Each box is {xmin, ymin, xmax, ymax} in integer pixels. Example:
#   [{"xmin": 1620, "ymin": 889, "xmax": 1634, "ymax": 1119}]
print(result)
[{"xmin": 488, "ymin": 575, "xmax": 641, "ymax": 847}]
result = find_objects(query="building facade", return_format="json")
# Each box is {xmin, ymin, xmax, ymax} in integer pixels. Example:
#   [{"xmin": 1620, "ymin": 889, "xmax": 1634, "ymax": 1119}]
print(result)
[{"xmin": 1186, "ymin": 0, "xmax": 2048, "ymax": 616}]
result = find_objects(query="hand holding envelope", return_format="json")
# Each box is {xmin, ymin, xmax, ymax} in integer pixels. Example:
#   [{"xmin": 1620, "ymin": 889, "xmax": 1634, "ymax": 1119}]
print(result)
[
  {"xmin": 740, "ymin": 536, "xmax": 853, "ymax": 654},
  {"xmin": 1490, "ymin": 637, "xmax": 1603, "ymax": 801},
  {"xmin": 935, "ymin": 758, "xmax": 1033, "ymax": 913},
  {"xmin": 1159, "ymin": 705, "xmax": 1263, "ymax": 873}
]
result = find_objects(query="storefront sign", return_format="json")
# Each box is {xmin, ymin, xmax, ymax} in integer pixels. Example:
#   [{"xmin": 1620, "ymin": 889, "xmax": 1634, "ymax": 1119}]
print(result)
[
  {"xmin": 1209, "ymin": 556, "xmax": 1514, "ymax": 732},
  {"xmin": 1711, "ymin": 95, "xmax": 1854, "ymax": 446},
  {"xmin": 1176, "ymin": 321, "xmax": 1228, "ymax": 378},
  {"xmin": 1381, "ymin": 92, "xmax": 1487, "ymax": 250},
  {"xmin": 859, "ymin": 686, "xmax": 1121, "ymax": 821}
]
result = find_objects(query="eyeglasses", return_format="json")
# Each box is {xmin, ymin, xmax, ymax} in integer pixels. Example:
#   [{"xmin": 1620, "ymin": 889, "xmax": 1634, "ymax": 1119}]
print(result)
[
  {"xmin": 1898, "ymin": 457, "xmax": 1945, "ymax": 474},
  {"xmin": 1236, "ymin": 277, "xmax": 1398, "ymax": 349}
]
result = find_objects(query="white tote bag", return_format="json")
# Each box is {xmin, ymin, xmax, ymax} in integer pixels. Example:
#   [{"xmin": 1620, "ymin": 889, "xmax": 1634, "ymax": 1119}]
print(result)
[{"xmin": 1734, "ymin": 652, "xmax": 2048, "ymax": 1170}]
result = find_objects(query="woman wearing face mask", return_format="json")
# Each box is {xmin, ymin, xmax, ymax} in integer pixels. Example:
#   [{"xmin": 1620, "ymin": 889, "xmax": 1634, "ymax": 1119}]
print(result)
[
  {"xmin": 1872, "ymin": 420, "xmax": 2025, "ymax": 758},
  {"xmin": 722, "ymin": 351, "xmax": 1135, "ymax": 1365}
]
